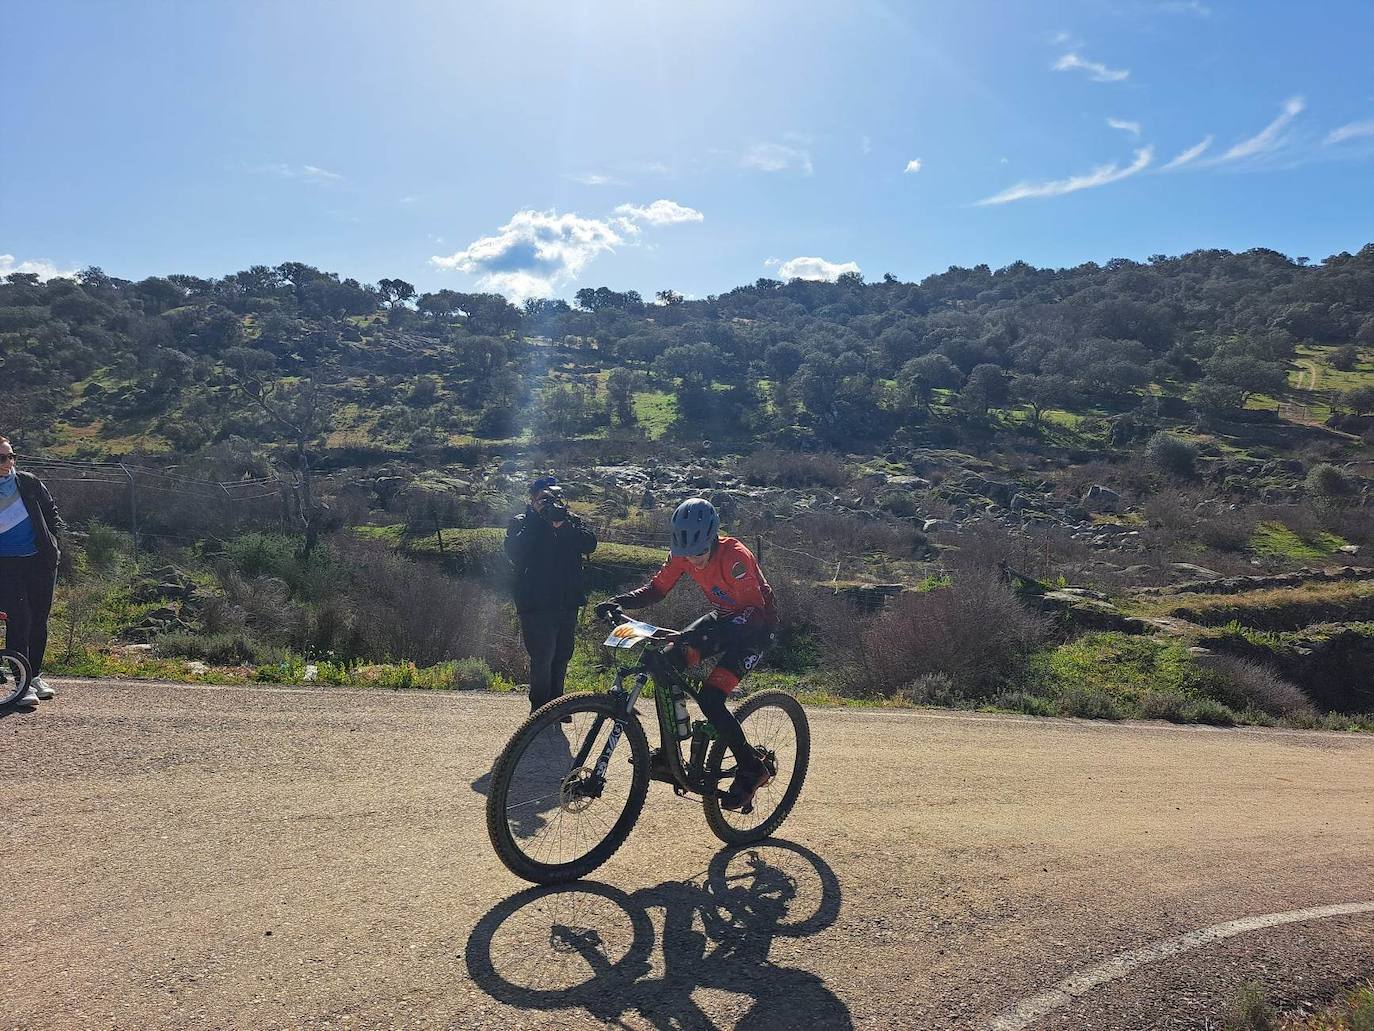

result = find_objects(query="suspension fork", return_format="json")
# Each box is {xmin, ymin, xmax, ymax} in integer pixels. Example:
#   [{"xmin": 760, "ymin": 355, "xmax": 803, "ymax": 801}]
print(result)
[{"xmin": 574, "ymin": 667, "xmax": 649, "ymax": 779}]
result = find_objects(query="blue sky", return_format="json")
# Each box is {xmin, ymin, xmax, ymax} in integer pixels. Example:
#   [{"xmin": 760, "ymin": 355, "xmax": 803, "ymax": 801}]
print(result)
[{"xmin": 5, "ymin": 0, "xmax": 1374, "ymax": 301}]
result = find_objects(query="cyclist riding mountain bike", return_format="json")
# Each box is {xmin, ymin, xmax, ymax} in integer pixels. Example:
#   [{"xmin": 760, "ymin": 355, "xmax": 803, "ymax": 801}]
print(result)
[{"xmin": 597, "ymin": 497, "xmax": 775, "ymax": 812}]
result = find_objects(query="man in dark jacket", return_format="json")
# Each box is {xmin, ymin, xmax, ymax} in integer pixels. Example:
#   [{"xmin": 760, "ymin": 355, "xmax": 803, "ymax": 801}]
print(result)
[
  {"xmin": 0, "ymin": 437, "xmax": 64, "ymax": 705},
  {"xmin": 504, "ymin": 475, "xmax": 597, "ymax": 713}
]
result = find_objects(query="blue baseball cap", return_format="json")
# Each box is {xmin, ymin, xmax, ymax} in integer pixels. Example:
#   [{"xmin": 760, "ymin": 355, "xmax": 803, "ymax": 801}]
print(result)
[{"xmin": 530, "ymin": 475, "xmax": 559, "ymax": 494}]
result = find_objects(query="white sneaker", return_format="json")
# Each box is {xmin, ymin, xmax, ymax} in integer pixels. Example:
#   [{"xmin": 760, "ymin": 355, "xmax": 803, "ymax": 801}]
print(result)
[
  {"xmin": 32, "ymin": 677, "xmax": 55, "ymax": 700},
  {"xmin": 15, "ymin": 687, "xmax": 39, "ymax": 706}
]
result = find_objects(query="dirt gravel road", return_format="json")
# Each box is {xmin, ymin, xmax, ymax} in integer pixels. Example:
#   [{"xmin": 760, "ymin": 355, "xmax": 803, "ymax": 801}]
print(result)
[{"xmin": 2, "ymin": 680, "xmax": 1371, "ymax": 1030}]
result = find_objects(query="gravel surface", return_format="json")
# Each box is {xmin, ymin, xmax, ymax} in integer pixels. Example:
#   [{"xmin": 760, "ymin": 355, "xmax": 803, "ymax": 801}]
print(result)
[{"xmin": 2, "ymin": 680, "xmax": 1371, "ymax": 1030}]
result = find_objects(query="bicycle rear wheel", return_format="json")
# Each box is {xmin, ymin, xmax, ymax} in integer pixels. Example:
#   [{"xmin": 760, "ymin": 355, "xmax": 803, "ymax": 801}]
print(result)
[
  {"xmin": 486, "ymin": 694, "xmax": 651, "ymax": 885},
  {"xmin": 703, "ymin": 690, "xmax": 810, "ymax": 845},
  {"xmin": 0, "ymin": 650, "xmax": 31, "ymax": 708}
]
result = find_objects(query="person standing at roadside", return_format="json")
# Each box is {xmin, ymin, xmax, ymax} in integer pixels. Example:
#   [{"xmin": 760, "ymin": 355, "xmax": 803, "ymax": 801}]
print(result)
[
  {"xmin": 0, "ymin": 437, "xmax": 64, "ymax": 706},
  {"xmin": 504, "ymin": 475, "xmax": 597, "ymax": 714}
]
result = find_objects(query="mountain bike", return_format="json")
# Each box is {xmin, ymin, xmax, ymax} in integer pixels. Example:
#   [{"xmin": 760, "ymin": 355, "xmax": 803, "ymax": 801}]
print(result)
[
  {"xmin": 485, "ymin": 613, "xmax": 811, "ymax": 885},
  {"xmin": 0, "ymin": 612, "xmax": 33, "ymax": 709}
]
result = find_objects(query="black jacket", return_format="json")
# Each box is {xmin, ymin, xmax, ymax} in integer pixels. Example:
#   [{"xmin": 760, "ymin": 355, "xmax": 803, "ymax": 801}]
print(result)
[
  {"xmin": 14, "ymin": 470, "xmax": 64, "ymax": 569},
  {"xmin": 504, "ymin": 507, "xmax": 597, "ymax": 613}
]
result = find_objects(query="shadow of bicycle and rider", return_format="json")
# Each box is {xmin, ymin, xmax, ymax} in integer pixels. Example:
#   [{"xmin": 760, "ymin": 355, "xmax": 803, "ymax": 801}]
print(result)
[{"xmin": 464, "ymin": 839, "xmax": 853, "ymax": 1030}]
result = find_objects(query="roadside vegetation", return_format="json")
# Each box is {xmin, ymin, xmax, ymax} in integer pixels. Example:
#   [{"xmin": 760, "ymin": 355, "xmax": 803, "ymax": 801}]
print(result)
[
  {"xmin": 7, "ymin": 248, "xmax": 1372, "ymax": 728},
  {"xmin": 1225, "ymin": 980, "xmax": 1374, "ymax": 1031}
]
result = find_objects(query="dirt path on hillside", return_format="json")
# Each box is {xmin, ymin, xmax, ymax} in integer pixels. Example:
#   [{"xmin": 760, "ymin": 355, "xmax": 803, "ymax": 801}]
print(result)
[{"xmin": 2, "ymin": 681, "xmax": 1371, "ymax": 1030}]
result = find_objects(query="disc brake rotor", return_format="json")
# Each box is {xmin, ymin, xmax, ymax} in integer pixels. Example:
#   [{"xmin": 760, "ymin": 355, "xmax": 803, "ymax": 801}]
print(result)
[{"xmin": 559, "ymin": 766, "xmax": 598, "ymax": 813}]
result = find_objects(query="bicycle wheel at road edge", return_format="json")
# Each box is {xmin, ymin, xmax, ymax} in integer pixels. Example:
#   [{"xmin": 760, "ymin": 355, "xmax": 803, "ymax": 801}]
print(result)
[
  {"xmin": 0, "ymin": 649, "xmax": 31, "ymax": 708},
  {"xmin": 703, "ymin": 689, "xmax": 810, "ymax": 845},
  {"xmin": 486, "ymin": 693, "xmax": 651, "ymax": 885}
]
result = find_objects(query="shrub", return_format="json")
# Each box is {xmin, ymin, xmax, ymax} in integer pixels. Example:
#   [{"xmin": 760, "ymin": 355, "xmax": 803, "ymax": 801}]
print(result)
[
  {"xmin": 898, "ymin": 672, "xmax": 961, "ymax": 707},
  {"xmin": 1061, "ymin": 685, "xmax": 1124, "ymax": 720},
  {"xmin": 1306, "ymin": 463, "xmax": 1353, "ymax": 499},
  {"xmin": 988, "ymin": 690, "xmax": 1059, "ymax": 717},
  {"xmin": 1199, "ymin": 654, "xmax": 1314, "ymax": 716},
  {"xmin": 740, "ymin": 449, "xmax": 850, "ymax": 489},
  {"xmin": 82, "ymin": 521, "xmax": 127, "ymax": 572},
  {"xmin": 843, "ymin": 568, "xmax": 1048, "ymax": 698},
  {"xmin": 1223, "ymin": 983, "xmax": 1276, "ymax": 1031},
  {"xmin": 449, "ymin": 657, "xmax": 495, "ymax": 691},
  {"xmin": 1145, "ymin": 432, "xmax": 1198, "ymax": 478},
  {"xmin": 154, "ymin": 630, "xmax": 279, "ymax": 665}
]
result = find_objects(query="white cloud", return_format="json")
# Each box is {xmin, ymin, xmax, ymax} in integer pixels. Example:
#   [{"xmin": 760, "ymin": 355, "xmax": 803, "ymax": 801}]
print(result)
[
  {"xmin": 0, "ymin": 254, "xmax": 78, "ymax": 281},
  {"xmin": 431, "ymin": 201, "xmax": 701, "ymax": 302},
  {"xmin": 904, "ymin": 158, "xmax": 924, "ymax": 174},
  {"xmin": 1325, "ymin": 119, "xmax": 1374, "ymax": 146},
  {"xmin": 1053, "ymin": 52, "xmax": 1129, "ymax": 83},
  {"xmin": 976, "ymin": 146, "xmax": 1153, "ymax": 205},
  {"xmin": 1107, "ymin": 118, "xmax": 1142, "ymax": 136},
  {"xmin": 1213, "ymin": 96, "xmax": 1305, "ymax": 163},
  {"xmin": 612, "ymin": 199, "xmax": 704, "ymax": 225},
  {"xmin": 566, "ymin": 172, "xmax": 627, "ymax": 186},
  {"xmin": 861, "ymin": 135, "xmax": 873, "ymax": 155},
  {"xmin": 1161, "ymin": 135, "xmax": 1213, "ymax": 170},
  {"xmin": 768, "ymin": 256, "xmax": 861, "ymax": 282},
  {"xmin": 741, "ymin": 142, "xmax": 813, "ymax": 175},
  {"xmin": 432, "ymin": 209, "xmax": 626, "ymax": 301}
]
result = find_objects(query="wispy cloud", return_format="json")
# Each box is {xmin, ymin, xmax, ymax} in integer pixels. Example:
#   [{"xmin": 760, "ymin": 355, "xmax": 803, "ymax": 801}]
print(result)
[
  {"xmin": 861, "ymin": 135, "xmax": 873, "ymax": 155},
  {"xmin": 1154, "ymin": 0, "xmax": 1211, "ymax": 15},
  {"xmin": 613, "ymin": 199, "xmax": 704, "ymax": 225},
  {"xmin": 741, "ymin": 141, "xmax": 813, "ymax": 175},
  {"xmin": 1161, "ymin": 135, "xmax": 1213, "ymax": 170},
  {"xmin": 976, "ymin": 146, "xmax": 1153, "ymax": 205},
  {"xmin": 259, "ymin": 162, "xmax": 345, "ymax": 184},
  {"xmin": 0, "ymin": 254, "xmax": 78, "ymax": 281},
  {"xmin": 1107, "ymin": 118, "xmax": 1142, "ymax": 137},
  {"xmin": 1053, "ymin": 52, "xmax": 1129, "ymax": 83},
  {"xmin": 1212, "ymin": 96, "xmax": 1305, "ymax": 163},
  {"xmin": 566, "ymin": 172, "xmax": 627, "ymax": 186},
  {"xmin": 904, "ymin": 158, "xmax": 923, "ymax": 174},
  {"xmin": 1325, "ymin": 119, "xmax": 1374, "ymax": 146},
  {"xmin": 767, "ymin": 256, "xmax": 861, "ymax": 282},
  {"xmin": 431, "ymin": 200, "xmax": 701, "ymax": 302}
]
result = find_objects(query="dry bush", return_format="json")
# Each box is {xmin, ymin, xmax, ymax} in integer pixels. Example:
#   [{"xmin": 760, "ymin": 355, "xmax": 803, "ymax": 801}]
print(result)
[
  {"xmin": 789, "ymin": 510, "xmax": 922, "ymax": 557},
  {"xmin": 1199, "ymin": 654, "xmax": 1315, "ymax": 717},
  {"xmin": 341, "ymin": 541, "xmax": 522, "ymax": 670},
  {"xmin": 219, "ymin": 572, "xmax": 303, "ymax": 646},
  {"xmin": 1143, "ymin": 489, "xmax": 1201, "ymax": 536},
  {"xmin": 1052, "ymin": 459, "xmax": 1149, "ymax": 502},
  {"xmin": 837, "ymin": 568, "xmax": 1049, "ymax": 698},
  {"xmin": 1195, "ymin": 509, "xmax": 1256, "ymax": 553},
  {"xmin": 741, "ymin": 449, "xmax": 851, "ymax": 489},
  {"xmin": 941, "ymin": 518, "xmax": 1090, "ymax": 583}
]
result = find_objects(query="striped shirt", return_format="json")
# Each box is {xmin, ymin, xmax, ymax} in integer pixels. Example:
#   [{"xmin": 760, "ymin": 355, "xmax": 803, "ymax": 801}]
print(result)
[{"xmin": 0, "ymin": 488, "xmax": 38, "ymax": 557}]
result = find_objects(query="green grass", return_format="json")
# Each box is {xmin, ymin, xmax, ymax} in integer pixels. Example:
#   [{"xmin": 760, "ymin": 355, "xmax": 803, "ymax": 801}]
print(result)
[
  {"xmin": 632, "ymin": 390, "xmax": 676, "ymax": 439},
  {"xmin": 1250, "ymin": 521, "xmax": 1350, "ymax": 561}
]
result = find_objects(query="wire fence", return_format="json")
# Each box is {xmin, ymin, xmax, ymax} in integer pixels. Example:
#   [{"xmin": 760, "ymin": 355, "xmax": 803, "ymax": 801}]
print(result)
[{"xmin": 25, "ymin": 456, "xmax": 287, "ymax": 550}]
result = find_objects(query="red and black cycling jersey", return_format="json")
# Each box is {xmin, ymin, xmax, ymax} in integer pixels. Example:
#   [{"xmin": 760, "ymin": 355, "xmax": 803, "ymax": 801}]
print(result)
[{"xmin": 615, "ymin": 535, "xmax": 777, "ymax": 626}]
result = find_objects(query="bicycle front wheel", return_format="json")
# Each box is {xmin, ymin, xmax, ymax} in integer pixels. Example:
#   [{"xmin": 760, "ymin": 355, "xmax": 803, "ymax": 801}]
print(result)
[
  {"xmin": 0, "ymin": 650, "xmax": 32, "ymax": 709},
  {"xmin": 486, "ymin": 694, "xmax": 651, "ymax": 885},
  {"xmin": 703, "ymin": 690, "xmax": 811, "ymax": 845}
]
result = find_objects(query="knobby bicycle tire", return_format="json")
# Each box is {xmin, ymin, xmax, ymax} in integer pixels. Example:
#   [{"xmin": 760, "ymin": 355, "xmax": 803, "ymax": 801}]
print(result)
[
  {"xmin": 0, "ymin": 649, "xmax": 32, "ymax": 708},
  {"xmin": 702, "ymin": 690, "xmax": 811, "ymax": 846},
  {"xmin": 486, "ymin": 693, "xmax": 651, "ymax": 885}
]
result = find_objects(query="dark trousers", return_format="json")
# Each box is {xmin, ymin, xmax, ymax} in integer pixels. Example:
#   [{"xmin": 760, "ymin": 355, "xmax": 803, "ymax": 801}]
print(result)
[
  {"xmin": 0, "ymin": 555, "xmax": 58, "ymax": 676},
  {"xmin": 519, "ymin": 607, "xmax": 578, "ymax": 711}
]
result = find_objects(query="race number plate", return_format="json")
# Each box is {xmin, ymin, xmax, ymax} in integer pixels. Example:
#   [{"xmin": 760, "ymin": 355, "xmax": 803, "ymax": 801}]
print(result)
[{"xmin": 603, "ymin": 618, "xmax": 663, "ymax": 648}]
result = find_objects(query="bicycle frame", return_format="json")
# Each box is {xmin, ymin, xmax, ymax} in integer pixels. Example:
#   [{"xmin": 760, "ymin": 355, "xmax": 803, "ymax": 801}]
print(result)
[{"xmin": 569, "ymin": 646, "xmax": 725, "ymax": 799}]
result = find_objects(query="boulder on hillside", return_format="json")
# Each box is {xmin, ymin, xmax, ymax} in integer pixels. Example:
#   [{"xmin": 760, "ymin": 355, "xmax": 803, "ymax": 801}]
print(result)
[{"xmin": 1081, "ymin": 484, "xmax": 1123, "ymax": 514}]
